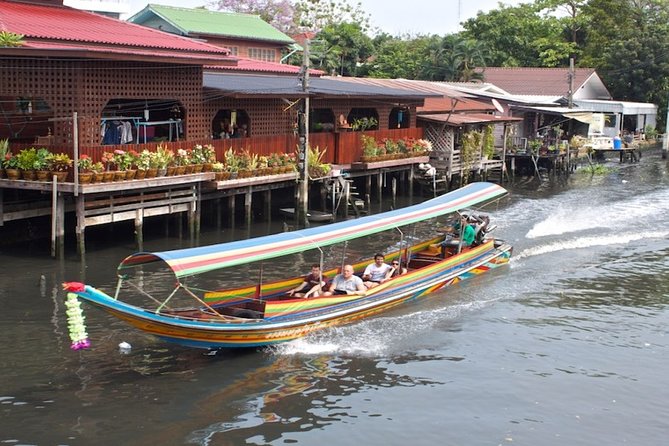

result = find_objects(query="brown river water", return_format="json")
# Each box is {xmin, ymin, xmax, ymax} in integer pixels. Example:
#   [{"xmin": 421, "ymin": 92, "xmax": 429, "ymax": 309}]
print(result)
[{"xmin": 1, "ymin": 149, "xmax": 668, "ymax": 445}]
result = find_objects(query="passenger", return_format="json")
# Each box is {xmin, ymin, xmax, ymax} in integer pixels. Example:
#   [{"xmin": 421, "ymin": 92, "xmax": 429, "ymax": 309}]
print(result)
[
  {"xmin": 362, "ymin": 253, "xmax": 393, "ymax": 288},
  {"xmin": 323, "ymin": 264, "xmax": 367, "ymax": 296},
  {"xmin": 385, "ymin": 259, "xmax": 408, "ymax": 280},
  {"xmin": 287, "ymin": 264, "xmax": 325, "ymax": 298}
]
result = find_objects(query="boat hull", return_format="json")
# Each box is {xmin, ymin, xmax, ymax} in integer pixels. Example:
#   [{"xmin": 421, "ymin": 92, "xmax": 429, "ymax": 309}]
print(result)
[{"xmin": 74, "ymin": 241, "xmax": 512, "ymax": 349}]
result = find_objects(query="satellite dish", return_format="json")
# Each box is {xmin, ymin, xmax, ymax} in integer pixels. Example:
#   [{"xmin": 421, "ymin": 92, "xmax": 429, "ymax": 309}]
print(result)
[{"xmin": 492, "ymin": 98, "xmax": 504, "ymax": 114}]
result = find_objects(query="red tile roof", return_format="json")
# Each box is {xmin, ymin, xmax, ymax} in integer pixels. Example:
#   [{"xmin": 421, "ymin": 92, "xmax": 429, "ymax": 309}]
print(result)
[
  {"xmin": 211, "ymin": 57, "xmax": 323, "ymax": 76},
  {"xmin": 480, "ymin": 67, "xmax": 597, "ymax": 96},
  {"xmin": 0, "ymin": 0, "xmax": 230, "ymax": 60}
]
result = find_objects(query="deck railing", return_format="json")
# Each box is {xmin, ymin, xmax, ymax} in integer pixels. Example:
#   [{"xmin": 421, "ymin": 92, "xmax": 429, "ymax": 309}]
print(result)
[{"xmin": 11, "ymin": 128, "xmax": 424, "ymax": 165}]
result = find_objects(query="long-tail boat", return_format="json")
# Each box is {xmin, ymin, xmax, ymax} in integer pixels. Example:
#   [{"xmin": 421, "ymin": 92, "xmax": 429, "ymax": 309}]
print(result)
[{"xmin": 64, "ymin": 182, "xmax": 512, "ymax": 349}]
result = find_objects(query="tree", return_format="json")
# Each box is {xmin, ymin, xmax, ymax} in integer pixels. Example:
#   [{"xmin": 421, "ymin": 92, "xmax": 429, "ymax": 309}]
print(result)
[
  {"xmin": 366, "ymin": 35, "xmax": 437, "ymax": 79},
  {"xmin": 294, "ymin": 0, "xmax": 371, "ymax": 32},
  {"xmin": 313, "ymin": 21, "xmax": 374, "ymax": 76},
  {"xmin": 209, "ymin": 0, "xmax": 297, "ymax": 33}
]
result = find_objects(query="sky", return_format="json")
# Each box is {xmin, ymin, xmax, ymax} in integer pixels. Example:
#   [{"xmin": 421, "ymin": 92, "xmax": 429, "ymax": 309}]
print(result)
[{"xmin": 125, "ymin": 0, "xmax": 528, "ymax": 35}]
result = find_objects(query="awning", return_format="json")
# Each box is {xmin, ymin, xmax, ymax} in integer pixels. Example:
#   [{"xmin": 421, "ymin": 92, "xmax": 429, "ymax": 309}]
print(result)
[{"xmin": 418, "ymin": 113, "xmax": 522, "ymax": 126}]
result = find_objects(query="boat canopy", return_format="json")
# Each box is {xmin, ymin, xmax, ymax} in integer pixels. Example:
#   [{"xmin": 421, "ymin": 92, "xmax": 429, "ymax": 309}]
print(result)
[{"xmin": 118, "ymin": 182, "xmax": 507, "ymax": 279}]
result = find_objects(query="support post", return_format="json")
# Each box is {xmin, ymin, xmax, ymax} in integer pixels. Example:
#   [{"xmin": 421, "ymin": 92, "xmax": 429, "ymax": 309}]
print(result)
[
  {"xmin": 366, "ymin": 174, "xmax": 372, "ymax": 199},
  {"xmin": 228, "ymin": 194, "xmax": 236, "ymax": 228},
  {"xmin": 76, "ymin": 194, "xmax": 85, "ymax": 257},
  {"xmin": 135, "ymin": 209, "xmax": 143, "ymax": 251},
  {"xmin": 377, "ymin": 172, "xmax": 383, "ymax": 204},
  {"xmin": 244, "ymin": 189, "xmax": 252, "ymax": 227},
  {"xmin": 56, "ymin": 191, "xmax": 65, "ymax": 259},
  {"xmin": 391, "ymin": 177, "xmax": 397, "ymax": 204},
  {"xmin": 264, "ymin": 190, "xmax": 271, "ymax": 220},
  {"xmin": 216, "ymin": 197, "xmax": 222, "ymax": 229},
  {"xmin": 408, "ymin": 166, "xmax": 414, "ymax": 198},
  {"xmin": 51, "ymin": 175, "xmax": 57, "ymax": 258},
  {"xmin": 296, "ymin": 38, "xmax": 310, "ymax": 227}
]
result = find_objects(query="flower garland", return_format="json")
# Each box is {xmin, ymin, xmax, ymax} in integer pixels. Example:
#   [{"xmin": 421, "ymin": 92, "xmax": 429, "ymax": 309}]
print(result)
[{"xmin": 65, "ymin": 292, "xmax": 90, "ymax": 350}]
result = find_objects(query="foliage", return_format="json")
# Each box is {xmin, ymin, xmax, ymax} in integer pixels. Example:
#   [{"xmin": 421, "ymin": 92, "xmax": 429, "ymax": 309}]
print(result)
[
  {"xmin": 136, "ymin": 150, "xmax": 152, "ymax": 170},
  {"xmin": 224, "ymin": 148, "xmax": 240, "ymax": 172},
  {"xmin": 90, "ymin": 161, "xmax": 105, "ymax": 174},
  {"xmin": 4, "ymin": 153, "xmax": 19, "ymax": 169},
  {"xmin": 154, "ymin": 145, "xmax": 174, "ymax": 169},
  {"xmin": 0, "ymin": 139, "xmax": 9, "ymax": 168},
  {"xmin": 50, "ymin": 153, "xmax": 72, "ymax": 172},
  {"xmin": 16, "ymin": 148, "xmax": 39, "ymax": 170},
  {"xmin": 0, "ymin": 31, "xmax": 24, "ymax": 47},
  {"xmin": 644, "ymin": 125, "xmax": 657, "ymax": 140},
  {"xmin": 295, "ymin": 0, "xmax": 371, "ymax": 33},
  {"xmin": 578, "ymin": 163, "xmax": 613, "ymax": 175},
  {"xmin": 483, "ymin": 125, "xmax": 495, "ymax": 158},
  {"xmin": 175, "ymin": 149, "xmax": 190, "ymax": 167},
  {"xmin": 113, "ymin": 149, "xmax": 135, "ymax": 170},
  {"xmin": 350, "ymin": 116, "xmax": 377, "ymax": 131},
  {"xmin": 460, "ymin": 131, "xmax": 481, "ymax": 183},
  {"xmin": 306, "ymin": 145, "xmax": 331, "ymax": 178},
  {"xmin": 77, "ymin": 154, "xmax": 94, "ymax": 172},
  {"xmin": 209, "ymin": 0, "xmax": 296, "ymax": 33},
  {"xmin": 312, "ymin": 21, "xmax": 374, "ymax": 76}
]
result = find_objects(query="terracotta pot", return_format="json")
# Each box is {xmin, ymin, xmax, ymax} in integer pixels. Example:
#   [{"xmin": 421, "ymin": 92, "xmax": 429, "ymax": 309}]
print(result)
[
  {"xmin": 135, "ymin": 169, "xmax": 147, "ymax": 180},
  {"xmin": 103, "ymin": 171, "xmax": 115, "ymax": 182},
  {"xmin": 21, "ymin": 170, "xmax": 36, "ymax": 181},
  {"xmin": 166, "ymin": 166, "xmax": 176, "ymax": 176},
  {"xmin": 78, "ymin": 172, "xmax": 93, "ymax": 184},
  {"xmin": 176, "ymin": 166, "xmax": 186, "ymax": 175},
  {"xmin": 36, "ymin": 170, "xmax": 50, "ymax": 181},
  {"xmin": 146, "ymin": 168, "xmax": 158, "ymax": 178},
  {"xmin": 92, "ymin": 172, "xmax": 104, "ymax": 183},
  {"xmin": 203, "ymin": 163, "xmax": 213, "ymax": 172},
  {"xmin": 53, "ymin": 171, "xmax": 69, "ymax": 182},
  {"xmin": 0, "ymin": 168, "xmax": 5, "ymax": 179},
  {"xmin": 192, "ymin": 164, "xmax": 203, "ymax": 173},
  {"xmin": 125, "ymin": 169, "xmax": 137, "ymax": 180},
  {"xmin": 184, "ymin": 165, "xmax": 194, "ymax": 174},
  {"xmin": 5, "ymin": 168, "xmax": 20, "ymax": 180},
  {"xmin": 114, "ymin": 171, "xmax": 126, "ymax": 181},
  {"xmin": 158, "ymin": 168, "xmax": 168, "ymax": 177}
]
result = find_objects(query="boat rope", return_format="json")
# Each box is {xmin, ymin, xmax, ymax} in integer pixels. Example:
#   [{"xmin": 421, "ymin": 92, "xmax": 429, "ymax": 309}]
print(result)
[
  {"xmin": 156, "ymin": 286, "xmax": 180, "ymax": 313},
  {"xmin": 180, "ymin": 285, "xmax": 229, "ymax": 321},
  {"xmin": 123, "ymin": 279, "xmax": 171, "ymax": 308}
]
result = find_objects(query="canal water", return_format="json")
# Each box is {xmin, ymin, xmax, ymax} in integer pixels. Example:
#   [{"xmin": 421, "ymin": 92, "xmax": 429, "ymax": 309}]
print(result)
[{"xmin": 1, "ymin": 150, "xmax": 668, "ymax": 445}]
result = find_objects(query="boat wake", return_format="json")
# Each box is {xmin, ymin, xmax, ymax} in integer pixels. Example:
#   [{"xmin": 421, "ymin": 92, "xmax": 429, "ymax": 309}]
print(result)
[
  {"xmin": 514, "ymin": 230, "xmax": 669, "ymax": 261},
  {"xmin": 526, "ymin": 189, "xmax": 669, "ymax": 239},
  {"xmin": 271, "ymin": 297, "xmax": 499, "ymax": 357}
]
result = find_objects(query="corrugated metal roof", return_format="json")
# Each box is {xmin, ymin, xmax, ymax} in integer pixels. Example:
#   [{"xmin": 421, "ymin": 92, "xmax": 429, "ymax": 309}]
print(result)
[
  {"xmin": 418, "ymin": 113, "xmax": 522, "ymax": 126},
  {"xmin": 0, "ymin": 0, "xmax": 229, "ymax": 55},
  {"xmin": 480, "ymin": 67, "xmax": 597, "ymax": 96},
  {"xmin": 324, "ymin": 76, "xmax": 467, "ymax": 97},
  {"xmin": 208, "ymin": 58, "xmax": 323, "ymax": 76},
  {"xmin": 203, "ymin": 72, "xmax": 437, "ymax": 99},
  {"xmin": 129, "ymin": 4, "xmax": 295, "ymax": 44}
]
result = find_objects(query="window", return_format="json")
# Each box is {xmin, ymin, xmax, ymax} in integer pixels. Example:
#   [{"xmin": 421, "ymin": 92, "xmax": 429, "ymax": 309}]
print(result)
[
  {"xmin": 227, "ymin": 46, "xmax": 238, "ymax": 56},
  {"xmin": 248, "ymin": 48, "xmax": 276, "ymax": 62}
]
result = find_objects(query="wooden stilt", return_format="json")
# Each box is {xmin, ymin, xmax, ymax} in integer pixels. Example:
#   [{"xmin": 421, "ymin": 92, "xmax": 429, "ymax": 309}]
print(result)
[
  {"xmin": 135, "ymin": 209, "xmax": 143, "ymax": 251},
  {"xmin": 56, "ymin": 193, "xmax": 65, "ymax": 259},
  {"xmin": 264, "ymin": 190, "xmax": 272, "ymax": 220},
  {"xmin": 244, "ymin": 189, "xmax": 252, "ymax": 227},
  {"xmin": 408, "ymin": 167, "xmax": 414, "ymax": 198},
  {"xmin": 366, "ymin": 175, "xmax": 372, "ymax": 200},
  {"xmin": 391, "ymin": 177, "xmax": 397, "ymax": 204},
  {"xmin": 76, "ymin": 194, "xmax": 86, "ymax": 256},
  {"xmin": 228, "ymin": 195, "xmax": 236, "ymax": 228},
  {"xmin": 377, "ymin": 173, "xmax": 383, "ymax": 204}
]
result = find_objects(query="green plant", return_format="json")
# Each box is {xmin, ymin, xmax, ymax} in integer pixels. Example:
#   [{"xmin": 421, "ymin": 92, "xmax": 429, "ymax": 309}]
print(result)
[
  {"xmin": 224, "ymin": 148, "xmax": 240, "ymax": 172},
  {"xmin": 90, "ymin": 161, "xmax": 105, "ymax": 174},
  {"xmin": 50, "ymin": 153, "xmax": 72, "ymax": 172},
  {"xmin": 0, "ymin": 139, "xmax": 9, "ymax": 167},
  {"xmin": 351, "ymin": 117, "xmax": 378, "ymax": 131},
  {"xmin": 644, "ymin": 125, "xmax": 657, "ymax": 139},
  {"xmin": 483, "ymin": 125, "xmax": 495, "ymax": 158},
  {"xmin": 0, "ymin": 31, "xmax": 24, "ymax": 47},
  {"xmin": 16, "ymin": 148, "xmax": 39, "ymax": 170},
  {"xmin": 154, "ymin": 145, "xmax": 174, "ymax": 169},
  {"xmin": 307, "ymin": 145, "xmax": 331, "ymax": 178},
  {"xmin": 136, "ymin": 150, "xmax": 152, "ymax": 170},
  {"xmin": 461, "ymin": 130, "xmax": 482, "ymax": 184},
  {"xmin": 77, "ymin": 154, "xmax": 94, "ymax": 172},
  {"xmin": 360, "ymin": 134, "xmax": 378, "ymax": 157},
  {"xmin": 383, "ymin": 138, "xmax": 398, "ymax": 154},
  {"xmin": 113, "ymin": 149, "xmax": 133, "ymax": 170},
  {"xmin": 4, "ymin": 153, "xmax": 19, "ymax": 169},
  {"xmin": 579, "ymin": 164, "xmax": 614, "ymax": 175},
  {"xmin": 35, "ymin": 148, "xmax": 52, "ymax": 170},
  {"xmin": 528, "ymin": 139, "xmax": 543, "ymax": 154}
]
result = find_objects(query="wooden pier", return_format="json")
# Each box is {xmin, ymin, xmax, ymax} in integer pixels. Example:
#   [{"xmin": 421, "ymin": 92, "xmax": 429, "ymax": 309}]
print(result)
[{"xmin": 0, "ymin": 158, "xmax": 427, "ymax": 257}]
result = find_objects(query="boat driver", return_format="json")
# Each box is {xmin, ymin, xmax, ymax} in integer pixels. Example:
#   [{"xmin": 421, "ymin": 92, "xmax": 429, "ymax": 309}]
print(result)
[
  {"xmin": 323, "ymin": 265, "xmax": 367, "ymax": 296},
  {"xmin": 440, "ymin": 215, "xmax": 476, "ymax": 256},
  {"xmin": 362, "ymin": 253, "xmax": 393, "ymax": 288}
]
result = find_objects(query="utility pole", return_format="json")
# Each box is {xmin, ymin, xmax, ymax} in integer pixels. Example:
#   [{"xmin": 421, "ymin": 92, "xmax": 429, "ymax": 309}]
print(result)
[
  {"xmin": 296, "ymin": 39, "xmax": 310, "ymax": 227},
  {"xmin": 568, "ymin": 58, "xmax": 574, "ymax": 109}
]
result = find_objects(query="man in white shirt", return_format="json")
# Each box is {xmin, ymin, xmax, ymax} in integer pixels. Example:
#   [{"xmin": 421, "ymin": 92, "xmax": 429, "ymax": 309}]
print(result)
[{"xmin": 362, "ymin": 253, "xmax": 393, "ymax": 289}]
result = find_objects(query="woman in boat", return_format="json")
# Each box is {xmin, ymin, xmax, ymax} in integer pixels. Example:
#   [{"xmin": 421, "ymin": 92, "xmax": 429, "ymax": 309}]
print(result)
[
  {"xmin": 385, "ymin": 260, "xmax": 408, "ymax": 280},
  {"xmin": 287, "ymin": 264, "xmax": 325, "ymax": 298},
  {"xmin": 323, "ymin": 265, "xmax": 367, "ymax": 296}
]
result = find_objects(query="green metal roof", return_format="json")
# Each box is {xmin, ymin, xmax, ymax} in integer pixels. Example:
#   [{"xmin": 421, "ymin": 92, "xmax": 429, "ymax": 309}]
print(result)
[{"xmin": 131, "ymin": 4, "xmax": 295, "ymax": 44}]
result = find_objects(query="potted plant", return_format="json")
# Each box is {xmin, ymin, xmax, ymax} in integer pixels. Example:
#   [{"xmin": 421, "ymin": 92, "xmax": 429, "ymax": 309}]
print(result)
[
  {"xmin": 4, "ymin": 152, "xmax": 20, "ymax": 180},
  {"xmin": 32, "ymin": 148, "xmax": 53, "ymax": 181},
  {"xmin": 307, "ymin": 146, "xmax": 331, "ymax": 179},
  {"xmin": 135, "ymin": 150, "xmax": 151, "ymax": 179},
  {"xmin": 212, "ymin": 162, "xmax": 227, "ymax": 181},
  {"xmin": 16, "ymin": 147, "xmax": 39, "ymax": 180},
  {"xmin": 360, "ymin": 135, "xmax": 377, "ymax": 162},
  {"xmin": 75, "ymin": 154, "xmax": 94, "ymax": 183},
  {"xmin": 202, "ymin": 144, "xmax": 216, "ymax": 172},
  {"xmin": 49, "ymin": 153, "xmax": 72, "ymax": 182},
  {"xmin": 0, "ymin": 138, "xmax": 8, "ymax": 178},
  {"xmin": 90, "ymin": 161, "xmax": 105, "ymax": 183},
  {"xmin": 154, "ymin": 145, "xmax": 174, "ymax": 176},
  {"xmin": 175, "ymin": 148, "xmax": 189, "ymax": 175}
]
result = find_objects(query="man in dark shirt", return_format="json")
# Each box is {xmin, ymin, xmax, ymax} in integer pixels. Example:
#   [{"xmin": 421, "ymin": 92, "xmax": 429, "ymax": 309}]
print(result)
[{"xmin": 287, "ymin": 264, "xmax": 325, "ymax": 298}]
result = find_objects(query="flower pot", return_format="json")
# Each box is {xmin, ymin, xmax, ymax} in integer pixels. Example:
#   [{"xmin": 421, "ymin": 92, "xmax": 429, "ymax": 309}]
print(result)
[
  {"xmin": 203, "ymin": 163, "xmax": 213, "ymax": 172},
  {"xmin": 21, "ymin": 170, "xmax": 36, "ymax": 181},
  {"xmin": 114, "ymin": 171, "xmax": 126, "ymax": 181},
  {"xmin": 0, "ymin": 168, "xmax": 5, "ymax": 179},
  {"xmin": 158, "ymin": 168, "xmax": 168, "ymax": 177},
  {"xmin": 184, "ymin": 165, "xmax": 194, "ymax": 174},
  {"xmin": 135, "ymin": 169, "xmax": 147, "ymax": 180},
  {"xmin": 78, "ymin": 172, "xmax": 93, "ymax": 184},
  {"xmin": 53, "ymin": 171, "xmax": 69, "ymax": 182},
  {"xmin": 92, "ymin": 172, "xmax": 104, "ymax": 183},
  {"xmin": 146, "ymin": 168, "xmax": 158, "ymax": 178},
  {"xmin": 125, "ymin": 169, "xmax": 137, "ymax": 180},
  {"xmin": 176, "ymin": 166, "xmax": 186, "ymax": 175},
  {"xmin": 103, "ymin": 171, "xmax": 115, "ymax": 182},
  {"xmin": 36, "ymin": 170, "xmax": 51, "ymax": 182},
  {"xmin": 5, "ymin": 168, "xmax": 20, "ymax": 180},
  {"xmin": 192, "ymin": 164, "xmax": 203, "ymax": 173},
  {"xmin": 166, "ymin": 166, "xmax": 176, "ymax": 176}
]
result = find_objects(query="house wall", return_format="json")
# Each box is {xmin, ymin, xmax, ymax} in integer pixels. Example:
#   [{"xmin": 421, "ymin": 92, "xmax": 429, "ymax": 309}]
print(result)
[
  {"xmin": 0, "ymin": 58, "xmax": 208, "ymax": 146},
  {"xmin": 198, "ymin": 36, "xmax": 285, "ymax": 62}
]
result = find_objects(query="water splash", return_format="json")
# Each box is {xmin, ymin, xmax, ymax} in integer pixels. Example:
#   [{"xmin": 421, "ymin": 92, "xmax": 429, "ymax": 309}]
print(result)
[{"xmin": 514, "ymin": 230, "xmax": 669, "ymax": 261}]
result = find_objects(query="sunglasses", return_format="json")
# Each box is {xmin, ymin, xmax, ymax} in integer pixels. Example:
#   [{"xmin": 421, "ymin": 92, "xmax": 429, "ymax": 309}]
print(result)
[{"xmin": 392, "ymin": 262, "xmax": 399, "ymax": 265}]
